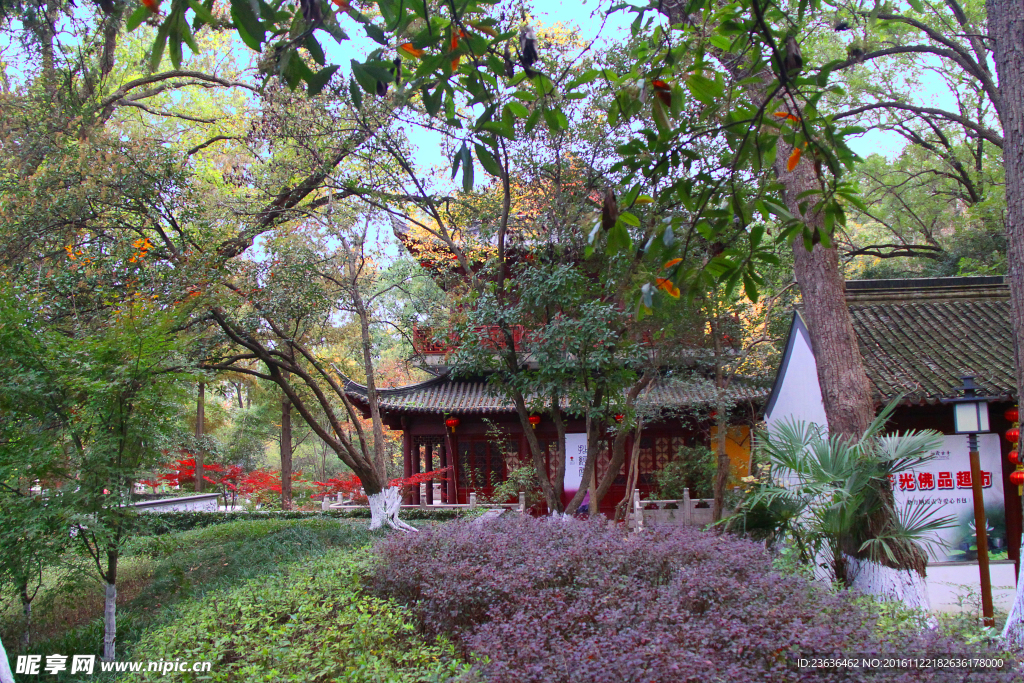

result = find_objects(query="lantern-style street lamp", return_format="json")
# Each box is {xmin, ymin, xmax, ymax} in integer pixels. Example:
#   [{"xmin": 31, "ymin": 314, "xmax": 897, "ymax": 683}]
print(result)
[{"xmin": 941, "ymin": 376, "xmax": 994, "ymax": 627}]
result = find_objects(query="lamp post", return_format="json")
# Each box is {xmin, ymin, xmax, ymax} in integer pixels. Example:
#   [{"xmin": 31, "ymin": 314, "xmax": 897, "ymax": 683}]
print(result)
[{"xmin": 942, "ymin": 376, "xmax": 994, "ymax": 627}]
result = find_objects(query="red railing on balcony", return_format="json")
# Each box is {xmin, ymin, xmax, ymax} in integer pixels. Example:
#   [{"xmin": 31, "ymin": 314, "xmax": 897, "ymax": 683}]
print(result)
[{"xmin": 413, "ymin": 326, "xmax": 528, "ymax": 354}]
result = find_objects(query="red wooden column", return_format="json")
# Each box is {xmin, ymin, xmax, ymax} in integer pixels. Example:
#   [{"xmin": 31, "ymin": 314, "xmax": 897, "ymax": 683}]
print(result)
[
  {"xmin": 402, "ymin": 417, "xmax": 412, "ymax": 504},
  {"xmin": 411, "ymin": 435, "xmax": 421, "ymax": 505},
  {"xmin": 438, "ymin": 440, "xmax": 448, "ymax": 503},
  {"xmin": 447, "ymin": 434, "xmax": 458, "ymax": 503},
  {"xmin": 424, "ymin": 442, "xmax": 434, "ymax": 505}
]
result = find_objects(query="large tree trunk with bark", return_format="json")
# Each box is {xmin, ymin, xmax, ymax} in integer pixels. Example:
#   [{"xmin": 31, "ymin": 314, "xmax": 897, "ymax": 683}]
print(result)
[
  {"xmin": 987, "ymin": 0, "xmax": 1024, "ymax": 648},
  {"xmin": 657, "ymin": 0, "xmax": 923, "ymax": 604}
]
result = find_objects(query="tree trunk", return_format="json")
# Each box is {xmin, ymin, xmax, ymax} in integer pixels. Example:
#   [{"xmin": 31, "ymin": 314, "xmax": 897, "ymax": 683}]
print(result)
[
  {"xmin": 987, "ymin": 0, "xmax": 1024, "ymax": 647},
  {"xmin": 195, "ymin": 382, "xmax": 205, "ymax": 493},
  {"xmin": 102, "ymin": 550, "xmax": 118, "ymax": 661},
  {"xmin": 281, "ymin": 393, "xmax": 292, "ymax": 510},
  {"xmin": 0, "ymin": 633, "xmax": 13, "ymax": 683},
  {"xmin": 102, "ymin": 582, "xmax": 116, "ymax": 661},
  {"xmin": 19, "ymin": 585, "xmax": 31, "ymax": 649},
  {"xmin": 368, "ymin": 486, "xmax": 417, "ymax": 532}
]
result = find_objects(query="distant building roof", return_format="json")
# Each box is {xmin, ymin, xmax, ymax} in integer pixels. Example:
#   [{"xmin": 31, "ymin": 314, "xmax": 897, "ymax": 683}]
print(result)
[
  {"xmin": 845, "ymin": 276, "xmax": 1014, "ymax": 404},
  {"xmin": 344, "ymin": 372, "xmax": 768, "ymax": 416}
]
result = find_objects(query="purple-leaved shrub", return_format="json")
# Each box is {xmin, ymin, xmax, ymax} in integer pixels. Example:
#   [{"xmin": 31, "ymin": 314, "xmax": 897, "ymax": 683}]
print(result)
[{"xmin": 368, "ymin": 516, "xmax": 1019, "ymax": 682}]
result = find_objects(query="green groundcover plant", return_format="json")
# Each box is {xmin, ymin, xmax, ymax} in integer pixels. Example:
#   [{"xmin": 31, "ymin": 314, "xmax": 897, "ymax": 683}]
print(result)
[{"xmin": 123, "ymin": 549, "xmax": 466, "ymax": 683}]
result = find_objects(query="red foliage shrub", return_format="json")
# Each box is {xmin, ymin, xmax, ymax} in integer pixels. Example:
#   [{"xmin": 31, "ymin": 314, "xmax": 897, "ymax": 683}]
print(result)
[{"xmin": 367, "ymin": 517, "xmax": 1018, "ymax": 683}]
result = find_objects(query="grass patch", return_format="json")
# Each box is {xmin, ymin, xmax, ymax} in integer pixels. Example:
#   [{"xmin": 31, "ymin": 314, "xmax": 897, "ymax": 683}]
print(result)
[
  {"xmin": 122, "ymin": 550, "xmax": 466, "ymax": 682},
  {"xmin": 4, "ymin": 518, "xmax": 389, "ymax": 681}
]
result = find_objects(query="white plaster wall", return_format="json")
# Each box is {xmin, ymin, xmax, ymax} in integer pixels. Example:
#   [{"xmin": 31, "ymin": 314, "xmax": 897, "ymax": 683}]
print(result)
[
  {"xmin": 926, "ymin": 562, "xmax": 1018, "ymax": 613},
  {"xmin": 765, "ymin": 323, "xmax": 827, "ymax": 433}
]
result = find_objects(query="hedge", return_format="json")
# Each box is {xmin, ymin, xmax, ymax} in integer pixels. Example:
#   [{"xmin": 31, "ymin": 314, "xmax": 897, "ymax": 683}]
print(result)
[{"xmin": 138, "ymin": 507, "xmax": 485, "ymax": 535}]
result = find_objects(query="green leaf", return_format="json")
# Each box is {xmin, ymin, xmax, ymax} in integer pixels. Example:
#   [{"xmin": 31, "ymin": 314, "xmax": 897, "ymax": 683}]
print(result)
[
  {"xmin": 126, "ymin": 5, "xmax": 149, "ymax": 33},
  {"xmin": 708, "ymin": 34, "xmax": 732, "ymax": 52},
  {"xmin": 743, "ymin": 271, "xmax": 759, "ymax": 303},
  {"xmin": 304, "ymin": 35, "xmax": 326, "ymax": 66},
  {"xmin": 474, "ymin": 143, "xmax": 503, "ymax": 177},
  {"xmin": 542, "ymin": 107, "xmax": 562, "ymax": 132},
  {"xmin": 907, "ymin": 0, "xmax": 923, "ymax": 10},
  {"xmin": 349, "ymin": 77, "xmax": 363, "ymax": 109},
  {"xmin": 566, "ymin": 69, "xmax": 599, "ymax": 90},
  {"xmin": 230, "ymin": 0, "xmax": 265, "ymax": 51},
  {"xmin": 525, "ymin": 108, "xmax": 541, "ymax": 134},
  {"xmin": 505, "ymin": 101, "xmax": 529, "ymax": 118},
  {"xmin": 422, "ymin": 86, "xmax": 442, "ymax": 116},
  {"xmin": 149, "ymin": 23, "xmax": 169, "ymax": 71},
  {"xmin": 686, "ymin": 73, "xmax": 723, "ymax": 105},
  {"xmin": 618, "ymin": 212, "xmax": 640, "ymax": 227},
  {"xmin": 187, "ymin": 0, "xmax": 216, "ymax": 25},
  {"xmin": 451, "ymin": 142, "xmax": 464, "ymax": 180},
  {"xmin": 306, "ymin": 65, "xmax": 338, "ymax": 95},
  {"xmin": 364, "ymin": 23, "xmax": 387, "ymax": 46}
]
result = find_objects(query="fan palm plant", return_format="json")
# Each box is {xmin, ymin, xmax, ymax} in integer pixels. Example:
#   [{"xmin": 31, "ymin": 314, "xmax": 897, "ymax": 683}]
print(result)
[{"xmin": 739, "ymin": 400, "xmax": 953, "ymax": 588}]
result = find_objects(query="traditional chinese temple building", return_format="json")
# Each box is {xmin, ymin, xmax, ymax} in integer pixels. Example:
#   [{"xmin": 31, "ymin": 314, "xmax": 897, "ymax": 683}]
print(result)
[
  {"xmin": 345, "ymin": 370, "xmax": 767, "ymax": 516},
  {"xmin": 765, "ymin": 275, "xmax": 1021, "ymax": 609}
]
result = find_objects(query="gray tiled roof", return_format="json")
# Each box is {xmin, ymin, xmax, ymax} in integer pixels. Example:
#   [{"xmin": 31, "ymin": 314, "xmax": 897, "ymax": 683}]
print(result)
[
  {"xmin": 345, "ymin": 374, "xmax": 768, "ymax": 415},
  {"xmin": 845, "ymin": 276, "xmax": 1015, "ymax": 404}
]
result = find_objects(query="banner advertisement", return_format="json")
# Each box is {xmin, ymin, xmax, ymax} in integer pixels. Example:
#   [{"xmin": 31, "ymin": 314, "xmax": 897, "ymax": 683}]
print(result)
[
  {"xmin": 563, "ymin": 433, "xmax": 588, "ymax": 495},
  {"xmin": 891, "ymin": 434, "xmax": 1006, "ymax": 563}
]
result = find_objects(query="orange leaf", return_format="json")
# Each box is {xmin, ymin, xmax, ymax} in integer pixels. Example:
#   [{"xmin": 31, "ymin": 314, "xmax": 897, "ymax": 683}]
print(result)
[
  {"xmin": 399, "ymin": 43, "xmax": 424, "ymax": 58},
  {"xmin": 141, "ymin": 0, "xmax": 160, "ymax": 12},
  {"xmin": 450, "ymin": 35, "xmax": 459, "ymax": 51},
  {"xmin": 662, "ymin": 258, "xmax": 683, "ymax": 269},
  {"xmin": 451, "ymin": 55, "xmax": 461, "ymax": 70},
  {"xmin": 332, "ymin": 0, "xmax": 350, "ymax": 8},
  {"xmin": 786, "ymin": 147, "xmax": 802, "ymax": 171},
  {"xmin": 772, "ymin": 111, "xmax": 800, "ymax": 123},
  {"xmin": 655, "ymin": 277, "xmax": 680, "ymax": 298}
]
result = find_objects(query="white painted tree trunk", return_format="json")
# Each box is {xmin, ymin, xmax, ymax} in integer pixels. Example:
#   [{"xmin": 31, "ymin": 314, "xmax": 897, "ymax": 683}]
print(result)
[
  {"xmin": 847, "ymin": 556, "xmax": 931, "ymax": 612},
  {"xmin": 103, "ymin": 582, "xmax": 116, "ymax": 661},
  {"xmin": 1000, "ymin": 549, "xmax": 1024, "ymax": 647},
  {"xmin": 367, "ymin": 487, "xmax": 417, "ymax": 533},
  {"xmin": 0, "ymin": 634, "xmax": 14, "ymax": 683}
]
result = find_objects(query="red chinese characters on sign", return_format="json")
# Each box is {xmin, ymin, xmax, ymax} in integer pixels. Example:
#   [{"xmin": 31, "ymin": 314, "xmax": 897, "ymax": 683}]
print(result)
[
  {"xmin": 937, "ymin": 472, "xmax": 954, "ymax": 489},
  {"xmin": 917, "ymin": 472, "xmax": 935, "ymax": 490},
  {"xmin": 898, "ymin": 473, "xmax": 916, "ymax": 490},
  {"xmin": 956, "ymin": 471, "xmax": 972, "ymax": 488}
]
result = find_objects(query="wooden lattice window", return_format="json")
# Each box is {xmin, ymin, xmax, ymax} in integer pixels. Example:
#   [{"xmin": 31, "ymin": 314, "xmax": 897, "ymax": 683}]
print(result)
[{"xmin": 458, "ymin": 438, "xmax": 514, "ymax": 489}]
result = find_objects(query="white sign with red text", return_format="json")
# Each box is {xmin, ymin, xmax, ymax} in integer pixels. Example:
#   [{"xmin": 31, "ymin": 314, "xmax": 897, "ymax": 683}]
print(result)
[
  {"xmin": 890, "ymin": 433, "xmax": 1005, "ymax": 563},
  {"xmin": 563, "ymin": 433, "xmax": 588, "ymax": 495}
]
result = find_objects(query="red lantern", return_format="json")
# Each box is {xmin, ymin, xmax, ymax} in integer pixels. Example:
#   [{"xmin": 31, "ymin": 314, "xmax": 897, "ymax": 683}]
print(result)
[
  {"xmin": 1007, "ymin": 427, "xmax": 1020, "ymax": 443},
  {"xmin": 614, "ymin": 414, "xmax": 624, "ymax": 423},
  {"xmin": 528, "ymin": 415, "xmax": 541, "ymax": 429},
  {"xmin": 1006, "ymin": 407, "xmax": 1019, "ymax": 423},
  {"xmin": 1010, "ymin": 450, "xmax": 1020, "ymax": 466},
  {"xmin": 1010, "ymin": 470, "xmax": 1024, "ymax": 487},
  {"xmin": 445, "ymin": 417, "xmax": 460, "ymax": 432}
]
